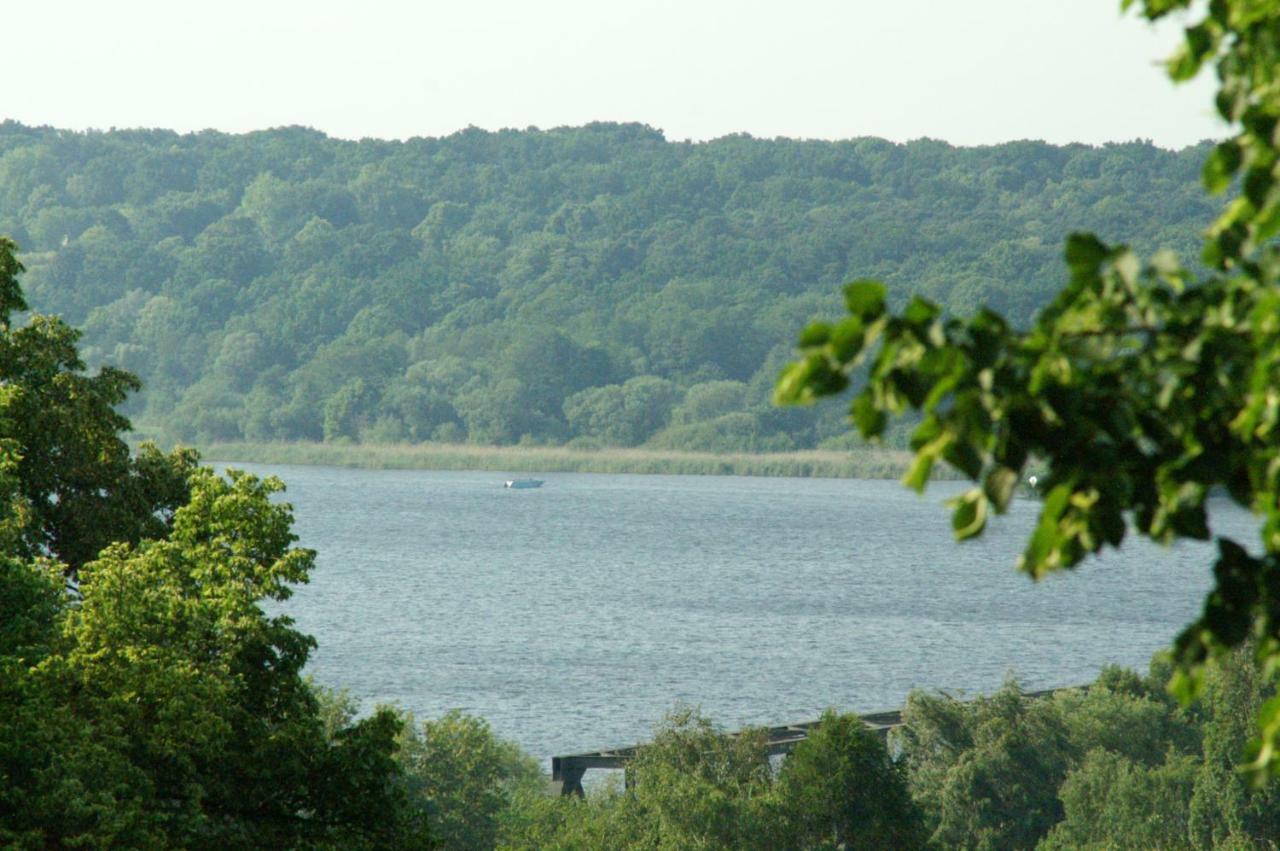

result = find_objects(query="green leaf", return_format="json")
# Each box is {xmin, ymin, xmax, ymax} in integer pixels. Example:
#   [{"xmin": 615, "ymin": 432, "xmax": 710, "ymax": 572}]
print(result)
[
  {"xmin": 828, "ymin": 316, "xmax": 866, "ymax": 363},
  {"xmin": 1184, "ymin": 21, "xmax": 1216, "ymax": 62},
  {"xmin": 903, "ymin": 428, "xmax": 952, "ymax": 493},
  {"xmin": 1169, "ymin": 505, "xmax": 1210, "ymax": 540},
  {"xmin": 943, "ymin": 439, "xmax": 984, "ymax": 480},
  {"xmin": 786, "ymin": 353, "xmax": 849, "ymax": 401},
  {"xmin": 908, "ymin": 413, "xmax": 942, "ymax": 450},
  {"xmin": 1111, "ymin": 250, "xmax": 1139, "ymax": 287},
  {"xmin": 810, "ymin": 365, "xmax": 850, "ymax": 397},
  {"xmin": 1212, "ymin": 221, "xmax": 1248, "ymax": 264},
  {"xmin": 1242, "ymin": 108, "xmax": 1278, "ymax": 144},
  {"xmin": 798, "ymin": 322, "xmax": 832, "ymax": 347},
  {"xmin": 1244, "ymin": 166, "xmax": 1276, "ymax": 210},
  {"xmin": 1202, "ymin": 140, "xmax": 1243, "ymax": 194},
  {"xmin": 902, "ymin": 453, "xmax": 935, "ymax": 494},
  {"xmin": 1064, "ymin": 233, "xmax": 1108, "ymax": 277},
  {"xmin": 1215, "ymin": 82, "xmax": 1247, "ymax": 122},
  {"xmin": 1167, "ymin": 664, "xmax": 1204, "ymax": 704},
  {"xmin": 901, "ymin": 296, "xmax": 940, "ymax": 328},
  {"xmin": 1167, "ymin": 24, "xmax": 1213, "ymax": 80},
  {"xmin": 1245, "ymin": 695, "xmax": 1280, "ymax": 782},
  {"xmin": 948, "ymin": 488, "xmax": 989, "ymax": 541},
  {"xmin": 1201, "ymin": 238, "xmax": 1225, "ymax": 268},
  {"xmin": 983, "ymin": 466, "xmax": 1019, "ymax": 512},
  {"xmin": 843, "ymin": 280, "xmax": 887, "ymax": 319},
  {"xmin": 1167, "ymin": 43, "xmax": 1202, "ymax": 81},
  {"xmin": 1020, "ymin": 524, "xmax": 1058, "ymax": 578},
  {"xmin": 1018, "ymin": 483, "xmax": 1076, "ymax": 576},
  {"xmin": 1202, "ymin": 538, "xmax": 1259, "ymax": 647},
  {"xmin": 851, "ymin": 393, "xmax": 885, "ymax": 438},
  {"xmin": 773, "ymin": 360, "xmax": 815, "ymax": 405},
  {"xmin": 1256, "ymin": 197, "xmax": 1280, "ymax": 243},
  {"xmin": 922, "ymin": 371, "xmax": 960, "ymax": 411}
]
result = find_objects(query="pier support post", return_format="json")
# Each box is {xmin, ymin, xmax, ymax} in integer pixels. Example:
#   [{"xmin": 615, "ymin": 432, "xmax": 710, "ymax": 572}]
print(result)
[{"xmin": 559, "ymin": 765, "xmax": 586, "ymax": 796}]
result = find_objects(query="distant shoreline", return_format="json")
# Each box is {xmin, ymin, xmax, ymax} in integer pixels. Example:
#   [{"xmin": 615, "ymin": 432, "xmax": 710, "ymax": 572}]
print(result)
[{"xmin": 191, "ymin": 440, "xmax": 935, "ymax": 479}]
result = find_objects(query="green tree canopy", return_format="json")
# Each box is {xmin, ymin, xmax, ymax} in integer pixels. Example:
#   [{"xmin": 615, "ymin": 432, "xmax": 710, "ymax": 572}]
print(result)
[
  {"xmin": 775, "ymin": 709, "xmax": 925, "ymax": 850},
  {"xmin": 0, "ymin": 467, "xmax": 422, "ymax": 848},
  {"xmin": 0, "ymin": 237, "xmax": 195, "ymax": 574},
  {"xmin": 0, "ymin": 242, "xmax": 423, "ymax": 847}
]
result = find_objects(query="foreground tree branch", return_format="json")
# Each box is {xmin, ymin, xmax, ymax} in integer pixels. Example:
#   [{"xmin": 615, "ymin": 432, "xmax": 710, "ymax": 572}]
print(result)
[{"xmin": 778, "ymin": 0, "xmax": 1280, "ymax": 776}]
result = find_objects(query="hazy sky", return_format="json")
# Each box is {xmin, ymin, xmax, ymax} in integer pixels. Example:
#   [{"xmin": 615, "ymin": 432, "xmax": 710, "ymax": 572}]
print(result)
[{"xmin": 7, "ymin": 0, "xmax": 1223, "ymax": 148}]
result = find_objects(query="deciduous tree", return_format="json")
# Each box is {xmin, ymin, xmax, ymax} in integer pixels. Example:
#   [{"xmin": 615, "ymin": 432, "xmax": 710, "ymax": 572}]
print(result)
[{"xmin": 0, "ymin": 237, "xmax": 195, "ymax": 574}]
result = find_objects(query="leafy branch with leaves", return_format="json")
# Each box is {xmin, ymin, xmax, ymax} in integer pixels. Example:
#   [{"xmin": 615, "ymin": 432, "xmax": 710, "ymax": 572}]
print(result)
[{"xmin": 777, "ymin": 0, "xmax": 1280, "ymax": 775}]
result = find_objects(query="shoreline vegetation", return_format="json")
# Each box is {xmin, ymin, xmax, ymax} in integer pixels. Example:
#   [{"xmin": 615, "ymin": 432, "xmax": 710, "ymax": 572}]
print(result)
[{"xmin": 188, "ymin": 440, "xmax": 939, "ymax": 479}]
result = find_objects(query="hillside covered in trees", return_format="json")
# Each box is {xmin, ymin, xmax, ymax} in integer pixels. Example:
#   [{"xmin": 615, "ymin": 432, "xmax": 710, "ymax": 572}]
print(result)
[{"xmin": 0, "ymin": 121, "xmax": 1215, "ymax": 449}]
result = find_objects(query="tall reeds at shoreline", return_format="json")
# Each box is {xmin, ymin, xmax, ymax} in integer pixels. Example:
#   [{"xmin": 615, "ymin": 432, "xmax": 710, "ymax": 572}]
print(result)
[{"xmin": 190, "ymin": 440, "xmax": 938, "ymax": 479}]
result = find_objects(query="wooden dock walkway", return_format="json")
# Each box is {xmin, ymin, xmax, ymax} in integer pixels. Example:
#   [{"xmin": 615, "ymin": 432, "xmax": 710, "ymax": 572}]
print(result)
[{"xmin": 550, "ymin": 686, "xmax": 1072, "ymax": 795}]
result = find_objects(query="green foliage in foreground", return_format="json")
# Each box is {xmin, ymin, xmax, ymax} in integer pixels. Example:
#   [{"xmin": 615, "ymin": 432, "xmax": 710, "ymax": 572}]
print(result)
[
  {"xmin": 0, "ymin": 116, "xmax": 1213, "ymax": 451},
  {"xmin": 398, "ymin": 710, "xmax": 544, "ymax": 850},
  {"xmin": 898, "ymin": 654, "xmax": 1280, "ymax": 851},
  {"xmin": 0, "ymin": 471, "xmax": 424, "ymax": 848},
  {"xmin": 778, "ymin": 0, "xmax": 1280, "ymax": 774},
  {"xmin": 497, "ymin": 708, "xmax": 922, "ymax": 851},
  {"xmin": 422, "ymin": 653, "xmax": 1280, "ymax": 851}
]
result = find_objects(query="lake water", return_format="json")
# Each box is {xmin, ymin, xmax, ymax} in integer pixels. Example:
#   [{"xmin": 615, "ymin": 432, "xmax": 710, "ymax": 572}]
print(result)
[{"xmin": 227, "ymin": 463, "xmax": 1256, "ymax": 765}]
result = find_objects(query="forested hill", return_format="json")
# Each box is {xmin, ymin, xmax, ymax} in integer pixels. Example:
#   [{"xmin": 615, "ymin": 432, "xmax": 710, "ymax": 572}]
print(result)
[{"xmin": 0, "ymin": 121, "xmax": 1214, "ymax": 450}]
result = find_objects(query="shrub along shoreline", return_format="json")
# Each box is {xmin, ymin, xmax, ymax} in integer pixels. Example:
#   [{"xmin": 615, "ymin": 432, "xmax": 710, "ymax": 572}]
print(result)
[{"xmin": 191, "ymin": 440, "xmax": 937, "ymax": 478}]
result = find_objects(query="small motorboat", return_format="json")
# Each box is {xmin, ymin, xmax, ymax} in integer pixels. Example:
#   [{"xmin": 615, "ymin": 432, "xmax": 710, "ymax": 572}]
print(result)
[{"xmin": 504, "ymin": 479, "xmax": 544, "ymax": 489}]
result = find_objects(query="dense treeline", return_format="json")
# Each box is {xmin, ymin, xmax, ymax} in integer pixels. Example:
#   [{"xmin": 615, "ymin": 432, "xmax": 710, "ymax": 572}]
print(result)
[{"xmin": 0, "ymin": 121, "xmax": 1214, "ymax": 451}]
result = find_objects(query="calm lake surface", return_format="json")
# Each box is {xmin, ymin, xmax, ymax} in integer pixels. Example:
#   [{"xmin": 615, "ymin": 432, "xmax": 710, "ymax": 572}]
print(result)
[{"xmin": 228, "ymin": 463, "xmax": 1256, "ymax": 764}]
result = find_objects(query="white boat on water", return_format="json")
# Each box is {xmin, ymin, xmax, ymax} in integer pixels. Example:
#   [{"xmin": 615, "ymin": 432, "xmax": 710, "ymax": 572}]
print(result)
[{"xmin": 504, "ymin": 479, "xmax": 544, "ymax": 489}]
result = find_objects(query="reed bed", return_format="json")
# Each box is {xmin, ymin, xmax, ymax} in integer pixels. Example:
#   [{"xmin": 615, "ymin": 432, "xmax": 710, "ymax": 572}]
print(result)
[{"xmin": 194, "ymin": 440, "xmax": 936, "ymax": 479}]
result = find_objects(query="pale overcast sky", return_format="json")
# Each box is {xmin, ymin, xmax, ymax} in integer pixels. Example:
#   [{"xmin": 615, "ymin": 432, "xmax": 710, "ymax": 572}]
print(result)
[{"xmin": 6, "ymin": 0, "xmax": 1224, "ymax": 148}]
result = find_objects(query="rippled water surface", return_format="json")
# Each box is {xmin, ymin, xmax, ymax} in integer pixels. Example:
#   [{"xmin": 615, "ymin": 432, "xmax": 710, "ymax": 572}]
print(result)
[{"xmin": 229, "ymin": 463, "xmax": 1256, "ymax": 763}]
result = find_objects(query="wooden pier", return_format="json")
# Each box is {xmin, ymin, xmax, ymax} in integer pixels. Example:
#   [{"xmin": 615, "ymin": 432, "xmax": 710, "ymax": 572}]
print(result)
[{"xmin": 550, "ymin": 687, "xmax": 1073, "ymax": 795}]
